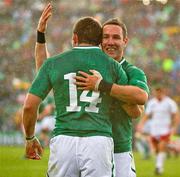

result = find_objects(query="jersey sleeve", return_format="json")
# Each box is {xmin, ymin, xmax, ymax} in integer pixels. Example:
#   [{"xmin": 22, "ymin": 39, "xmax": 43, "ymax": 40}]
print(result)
[
  {"xmin": 29, "ymin": 60, "xmax": 52, "ymax": 100},
  {"xmin": 169, "ymin": 99, "xmax": 178, "ymax": 113},
  {"xmin": 127, "ymin": 66, "xmax": 149, "ymax": 94}
]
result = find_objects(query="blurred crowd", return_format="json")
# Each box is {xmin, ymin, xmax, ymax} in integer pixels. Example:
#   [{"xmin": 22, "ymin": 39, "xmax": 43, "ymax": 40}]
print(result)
[{"xmin": 0, "ymin": 0, "xmax": 180, "ymax": 133}]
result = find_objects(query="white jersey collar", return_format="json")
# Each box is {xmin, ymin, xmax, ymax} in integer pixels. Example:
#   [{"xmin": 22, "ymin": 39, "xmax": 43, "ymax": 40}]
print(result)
[
  {"xmin": 119, "ymin": 57, "xmax": 126, "ymax": 65},
  {"xmin": 73, "ymin": 46, "xmax": 100, "ymax": 49}
]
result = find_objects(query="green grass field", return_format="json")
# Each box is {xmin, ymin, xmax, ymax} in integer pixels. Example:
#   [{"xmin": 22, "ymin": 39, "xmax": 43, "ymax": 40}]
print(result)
[{"xmin": 0, "ymin": 146, "xmax": 179, "ymax": 177}]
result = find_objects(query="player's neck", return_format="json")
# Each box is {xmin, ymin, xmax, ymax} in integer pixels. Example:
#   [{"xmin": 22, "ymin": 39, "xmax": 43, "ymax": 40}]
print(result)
[
  {"xmin": 117, "ymin": 56, "xmax": 124, "ymax": 62},
  {"xmin": 78, "ymin": 43, "xmax": 97, "ymax": 47},
  {"xmin": 157, "ymin": 95, "xmax": 165, "ymax": 101}
]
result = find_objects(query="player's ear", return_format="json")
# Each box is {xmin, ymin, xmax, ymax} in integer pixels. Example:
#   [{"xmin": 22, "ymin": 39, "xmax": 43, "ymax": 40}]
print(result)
[
  {"xmin": 72, "ymin": 33, "xmax": 78, "ymax": 46},
  {"xmin": 123, "ymin": 37, "xmax": 128, "ymax": 48}
]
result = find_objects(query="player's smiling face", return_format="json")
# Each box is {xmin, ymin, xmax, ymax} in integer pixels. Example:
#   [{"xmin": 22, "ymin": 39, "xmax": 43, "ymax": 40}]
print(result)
[{"xmin": 102, "ymin": 25, "xmax": 127, "ymax": 61}]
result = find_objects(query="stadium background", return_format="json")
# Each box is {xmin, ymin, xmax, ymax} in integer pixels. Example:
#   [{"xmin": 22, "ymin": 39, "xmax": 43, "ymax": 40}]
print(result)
[{"xmin": 0, "ymin": 0, "xmax": 180, "ymax": 177}]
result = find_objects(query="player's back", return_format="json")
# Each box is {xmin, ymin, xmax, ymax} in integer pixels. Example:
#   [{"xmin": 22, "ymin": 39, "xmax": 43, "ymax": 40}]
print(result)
[{"xmin": 31, "ymin": 46, "xmax": 127, "ymax": 138}]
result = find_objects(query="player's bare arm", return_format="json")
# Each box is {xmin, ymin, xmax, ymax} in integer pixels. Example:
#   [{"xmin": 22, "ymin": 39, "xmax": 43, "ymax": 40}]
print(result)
[
  {"xmin": 35, "ymin": 3, "xmax": 52, "ymax": 71},
  {"xmin": 136, "ymin": 114, "xmax": 149, "ymax": 133},
  {"xmin": 171, "ymin": 112, "xmax": 180, "ymax": 135},
  {"xmin": 75, "ymin": 70, "xmax": 148, "ymax": 105},
  {"xmin": 23, "ymin": 93, "xmax": 43, "ymax": 160},
  {"xmin": 122, "ymin": 104, "xmax": 144, "ymax": 119},
  {"xmin": 75, "ymin": 70, "xmax": 146, "ymax": 118},
  {"xmin": 110, "ymin": 84, "xmax": 148, "ymax": 105}
]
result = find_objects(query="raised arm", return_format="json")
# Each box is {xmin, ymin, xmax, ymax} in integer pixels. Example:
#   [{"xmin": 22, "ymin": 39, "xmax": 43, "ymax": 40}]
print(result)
[{"xmin": 35, "ymin": 3, "xmax": 52, "ymax": 71}]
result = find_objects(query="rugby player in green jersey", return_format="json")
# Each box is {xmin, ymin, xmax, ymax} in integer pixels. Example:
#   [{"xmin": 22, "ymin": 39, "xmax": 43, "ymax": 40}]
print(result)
[
  {"xmin": 103, "ymin": 19, "xmax": 149, "ymax": 177},
  {"xmin": 76, "ymin": 19, "xmax": 149, "ymax": 177},
  {"xmin": 34, "ymin": 4, "xmax": 149, "ymax": 177},
  {"xmin": 23, "ymin": 6, "xmax": 128, "ymax": 177}
]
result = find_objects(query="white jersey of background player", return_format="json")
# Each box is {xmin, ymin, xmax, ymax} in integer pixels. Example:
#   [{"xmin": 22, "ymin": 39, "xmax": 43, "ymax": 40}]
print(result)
[{"xmin": 146, "ymin": 93, "xmax": 178, "ymax": 137}]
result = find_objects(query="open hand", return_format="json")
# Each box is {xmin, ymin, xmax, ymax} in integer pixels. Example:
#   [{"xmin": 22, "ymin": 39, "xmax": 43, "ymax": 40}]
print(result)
[
  {"xmin": 37, "ymin": 3, "xmax": 52, "ymax": 33},
  {"xmin": 74, "ymin": 70, "xmax": 102, "ymax": 91}
]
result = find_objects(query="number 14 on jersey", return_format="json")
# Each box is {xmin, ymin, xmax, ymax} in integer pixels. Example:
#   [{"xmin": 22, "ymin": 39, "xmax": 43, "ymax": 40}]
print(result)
[{"xmin": 64, "ymin": 73, "xmax": 102, "ymax": 113}]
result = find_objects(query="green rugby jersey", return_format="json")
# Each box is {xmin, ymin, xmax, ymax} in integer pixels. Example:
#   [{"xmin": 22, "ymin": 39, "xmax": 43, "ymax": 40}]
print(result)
[
  {"xmin": 111, "ymin": 58, "xmax": 149, "ymax": 153},
  {"xmin": 29, "ymin": 47, "xmax": 128, "ymax": 138}
]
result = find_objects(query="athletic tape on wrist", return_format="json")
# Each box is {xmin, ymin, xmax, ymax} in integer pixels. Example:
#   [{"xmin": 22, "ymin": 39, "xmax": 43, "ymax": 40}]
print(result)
[
  {"xmin": 98, "ymin": 80, "xmax": 113, "ymax": 94},
  {"xmin": 90, "ymin": 70, "xmax": 102, "ymax": 92},
  {"xmin": 37, "ymin": 31, "xmax": 46, "ymax": 43},
  {"xmin": 94, "ymin": 78, "xmax": 102, "ymax": 91},
  {"xmin": 26, "ymin": 135, "xmax": 36, "ymax": 141}
]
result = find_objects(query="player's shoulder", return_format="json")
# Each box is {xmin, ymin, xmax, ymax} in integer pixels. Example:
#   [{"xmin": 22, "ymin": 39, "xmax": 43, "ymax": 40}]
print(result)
[
  {"xmin": 164, "ymin": 96, "xmax": 177, "ymax": 104},
  {"xmin": 44, "ymin": 49, "xmax": 74, "ymax": 66},
  {"xmin": 122, "ymin": 59, "xmax": 147, "ymax": 85},
  {"xmin": 50, "ymin": 49, "xmax": 73, "ymax": 61},
  {"xmin": 127, "ymin": 64, "xmax": 145, "ymax": 74},
  {"xmin": 148, "ymin": 98, "xmax": 157, "ymax": 105},
  {"xmin": 121, "ymin": 58, "xmax": 133, "ymax": 68}
]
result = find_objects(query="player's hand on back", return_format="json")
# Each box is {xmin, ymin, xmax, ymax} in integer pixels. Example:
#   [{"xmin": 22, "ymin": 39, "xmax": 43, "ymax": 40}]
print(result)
[
  {"xmin": 74, "ymin": 70, "xmax": 102, "ymax": 91},
  {"xmin": 25, "ymin": 136, "xmax": 43, "ymax": 160},
  {"xmin": 37, "ymin": 3, "xmax": 52, "ymax": 33}
]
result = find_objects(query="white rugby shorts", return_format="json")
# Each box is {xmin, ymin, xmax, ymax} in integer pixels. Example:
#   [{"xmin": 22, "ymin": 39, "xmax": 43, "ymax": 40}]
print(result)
[
  {"xmin": 47, "ymin": 135, "xmax": 114, "ymax": 177},
  {"xmin": 114, "ymin": 151, "xmax": 136, "ymax": 177}
]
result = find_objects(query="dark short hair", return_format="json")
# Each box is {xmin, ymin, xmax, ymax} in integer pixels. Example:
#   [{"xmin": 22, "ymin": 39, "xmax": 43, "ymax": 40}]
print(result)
[
  {"xmin": 102, "ymin": 18, "xmax": 128, "ymax": 39},
  {"xmin": 73, "ymin": 17, "xmax": 102, "ymax": 46},
  {"xmin": 154, "ymin": 85, "xmax": 164, "ymax": 91}
]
